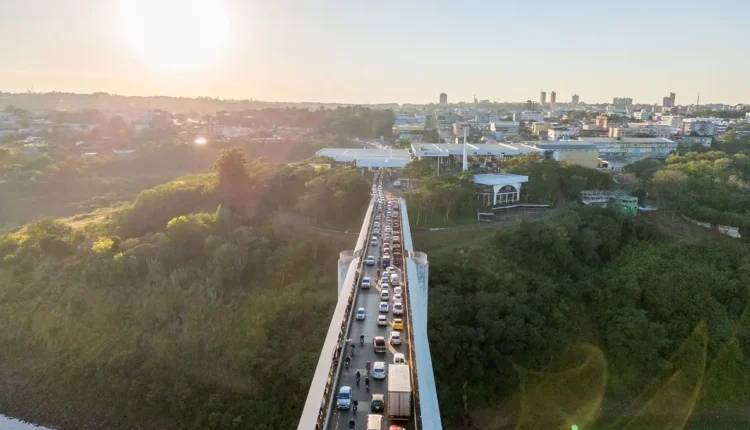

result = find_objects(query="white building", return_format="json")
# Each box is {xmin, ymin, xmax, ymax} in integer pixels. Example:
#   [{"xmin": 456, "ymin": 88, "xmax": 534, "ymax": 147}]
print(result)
[
  {"xmin": 609, "ymin": 123, "xmax": 671, "ymax": 138},
  {"xmin": 658, "ymin": 115, "xmax": 684, "ymax": 135},
  {"xmin": 489, "ymin": 121, "xmax": 520, "ymax": 139},
  {"xmin": 632, "ymin": 109, "xmax": 650, "ymax": 121},
  {"xmin": 515, "ymin": 111, "xmax": 544, "ymax": 122},
  {"xmin": 579, "ymin": 137, "xmax": 677, "ymax": 164},
  {"xmin": 547, "ymin": 126, "xmax": 579, "ymax": 141},
  {"xmin": 680, "ymin": 119, "xmax": 717, "ymax": 136}
]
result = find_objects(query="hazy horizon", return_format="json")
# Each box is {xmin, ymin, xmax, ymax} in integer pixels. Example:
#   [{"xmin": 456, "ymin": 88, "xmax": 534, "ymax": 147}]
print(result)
[{"xmin": 1, "ymin": 0, "xmax": 749, "ymax": 105}]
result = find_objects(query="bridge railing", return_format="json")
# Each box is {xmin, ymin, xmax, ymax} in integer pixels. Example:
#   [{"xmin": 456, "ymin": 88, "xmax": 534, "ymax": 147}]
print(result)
[{"xmin": 297, "ymin": 197, "xmax": 377, "ymax": 430}]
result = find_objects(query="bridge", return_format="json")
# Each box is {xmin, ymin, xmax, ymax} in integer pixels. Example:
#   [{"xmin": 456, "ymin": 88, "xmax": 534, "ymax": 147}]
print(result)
[{"xmin": 298, "ymin": 171, "xmax": 442, "ymax": 430}]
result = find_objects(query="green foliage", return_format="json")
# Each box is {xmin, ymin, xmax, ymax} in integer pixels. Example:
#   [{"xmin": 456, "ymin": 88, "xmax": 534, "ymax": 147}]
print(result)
[
  {"xmin": 427, "ymin": 207, "xmax": 750, "ymax": 425},
  {"xmin": 647, "ymin": 150, "xmax": 750, "ymax": 235},
  {"xmin": 404, "ymin": 172, "xmax": 477, "ymax": 226},
  {"xmin": 0, "ymin": 205, "xmax": 344, "ymax": 429}
]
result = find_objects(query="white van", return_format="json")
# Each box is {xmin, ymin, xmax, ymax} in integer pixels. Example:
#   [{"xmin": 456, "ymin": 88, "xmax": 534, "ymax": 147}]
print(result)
[
  {"xmin": 393, "ymin": 352, "xmax": 406, "ymax": 364},
  {"xmin": 389, "ymin": 273, "xmax": 400, "ymax": 287},
  {"xmin": 367, "ymin": 414, "xmax": 384, "ymax": 430}
]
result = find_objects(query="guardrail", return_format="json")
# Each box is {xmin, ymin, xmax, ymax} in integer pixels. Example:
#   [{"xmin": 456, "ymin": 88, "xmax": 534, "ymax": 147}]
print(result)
[
  {"xmin": 399, "ymin": 198, "xmax": 421, "ymax": 430},
  {"xmin": 298, "ymin": 195, "xmax": 377, "ymax": 430}
]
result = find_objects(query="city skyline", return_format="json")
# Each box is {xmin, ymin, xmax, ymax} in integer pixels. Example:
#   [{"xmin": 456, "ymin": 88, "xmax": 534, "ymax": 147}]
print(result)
[{"xmin": 1, "ymin": 0, "xmax": 749, "ymax": 104}]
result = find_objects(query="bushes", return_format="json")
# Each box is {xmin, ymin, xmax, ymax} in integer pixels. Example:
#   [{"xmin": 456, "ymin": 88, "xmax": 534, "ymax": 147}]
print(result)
[{"xmin": 427, "ymin": 207, "xmax": 750, "ymax": 425}]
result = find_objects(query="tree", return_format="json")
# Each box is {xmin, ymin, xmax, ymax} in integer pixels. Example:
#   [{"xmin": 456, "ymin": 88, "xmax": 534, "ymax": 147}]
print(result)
[{"xmin": 212, "ymin": 148, "xmax": 249, "ymax": 194}]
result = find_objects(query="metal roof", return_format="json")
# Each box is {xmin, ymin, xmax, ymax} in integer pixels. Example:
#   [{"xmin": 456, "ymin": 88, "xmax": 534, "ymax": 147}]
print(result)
[
  {"xmin": 473, "ymin": 173, "xmax": 529, "ymax": 185},
  {"xmin": 315, "ymin": 148, "xmax": 413, "ymax": 168},
  {"xmin": 411, "ymin": 142, "xmax": 543, "ymax": 158}
]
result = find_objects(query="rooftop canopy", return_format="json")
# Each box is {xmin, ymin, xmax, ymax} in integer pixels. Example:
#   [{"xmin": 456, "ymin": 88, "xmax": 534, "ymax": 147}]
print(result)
[
  {"xmin": 411, "ymin": 142, "xmax": 543, "ymax": 158},
  {"xmin": 315, "ymin": 148, "xmax": 413, "ymax": 168}
]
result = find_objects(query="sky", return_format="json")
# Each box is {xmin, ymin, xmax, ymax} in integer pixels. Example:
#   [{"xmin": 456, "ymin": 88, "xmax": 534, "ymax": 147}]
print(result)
[{"xmin": 1, "ymin": 0, "xmax": 749, "ymax": 105}]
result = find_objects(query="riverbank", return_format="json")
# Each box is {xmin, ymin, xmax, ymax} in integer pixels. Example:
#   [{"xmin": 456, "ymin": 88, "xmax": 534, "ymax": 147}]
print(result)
[{"xmin": 0, "ymin": 369, "xmax": 167, "ymax": 430}]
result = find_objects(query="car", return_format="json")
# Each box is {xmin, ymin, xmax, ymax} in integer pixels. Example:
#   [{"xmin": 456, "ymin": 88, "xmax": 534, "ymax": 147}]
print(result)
[
  {"xmin": 371, "ymin": 394, "xmax": 385, "ymax": 412},
  {"xmin": 373, "ymin": 336, "xmax": 387, "ymax": 353},
  {"xmin": 392, "ymin": 293, "xmax": 402, "ymax": 302},
  {"xmin": 393, "ymin": 302, "xmax": 403, "ymax": 315},
  {"xmin": 390, "ymin": 331, "xmax": 402, "ymax": 345},
  {"xmin": 393, "ymin": 353, "xmax": 406, "ymax": 364},
  {"xmin": 377, "ymin": 315, "xmax": 388, "ymax": 326},
  {"xmin": 392, "ymin": 318, "xmax": 403, "ymax": 330},
  {"xmin": 361, "ymin": 277, "xmax": 371, "ymax": 289},
  {"xmin": 380, "ymin": 289, "xmax": 389, "ymax": 300},
  {"xmin": 380, "ymin": 280, "xmax": 389, "ymax": 290},
  {"xmin": 337, "ymin": 386, "xmax": 352, "ymax": 409},
  {"xmin": 374, "ymin": 221, "xmax": 380, "ymax": 228},
  {"xmin": 371, "ymin": 237, "xmax": 378, "ymax": 246},
  {"xmin": 366, "ymin": 256, "xmax": 375, "ymax": 266},
  {"xmin": 372, "ymin": 228, "xmax": 380, "ymax": 235},
  {"xmin": 387, "ymin": 266, "xmax": 397, "ymax": 275},
  {"xmin": 393, "ymin": 286, "xmax": 402, "ymax": 295},
  {"xmin": 356, "ymin": 307, "xmax": 366, "ymax": 320},
  {"xmin": 372, "ymin": 361, "xmax": 387, "ymax": 379},
  {"xmin": 379, "ymin": 301, "xmax": 389, "ymax": 313}
]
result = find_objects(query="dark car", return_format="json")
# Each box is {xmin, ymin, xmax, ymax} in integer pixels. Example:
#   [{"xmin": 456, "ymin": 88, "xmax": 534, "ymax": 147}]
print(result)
[{"xmin": 371, "ymin": 394, "xmax": 384, "ymax": 412}]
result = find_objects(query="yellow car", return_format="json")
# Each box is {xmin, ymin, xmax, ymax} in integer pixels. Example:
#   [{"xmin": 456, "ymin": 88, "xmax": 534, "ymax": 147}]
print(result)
[{"xmin": 392, "ymin": 318, "xmax": 404, "ymax": 330}]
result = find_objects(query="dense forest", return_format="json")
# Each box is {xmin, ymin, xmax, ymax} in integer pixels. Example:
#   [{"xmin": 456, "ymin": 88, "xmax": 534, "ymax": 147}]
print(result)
[
  {"xmin": 427, "ymin": 206, "xmax": 750, "ymax": 429},
  {"xmin": 402, "ymin": 154, "xmax": 612, "ymax": 227},
  {"xmin": 0, "ymin": 150, "xmax": 370, "ymax": 429},
  {"xmin": 626, "ymin": 147, "xmax": 750, "ymax": 236}
]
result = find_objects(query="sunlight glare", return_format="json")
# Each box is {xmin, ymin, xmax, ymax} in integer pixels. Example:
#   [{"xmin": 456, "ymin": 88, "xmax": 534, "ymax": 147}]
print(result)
[
  {"xmin": 119, "ymin": 0, "xmax": 229, "ymax": 71},
  {"xmin": 194, "ymin": 137, "xmax": 208, "ymax": 145}
]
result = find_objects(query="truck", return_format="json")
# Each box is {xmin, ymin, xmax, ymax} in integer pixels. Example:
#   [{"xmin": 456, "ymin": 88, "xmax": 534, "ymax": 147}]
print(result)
[{"xmin": 387, "ymin": 364, "xmax": 412, "ymax": 419}]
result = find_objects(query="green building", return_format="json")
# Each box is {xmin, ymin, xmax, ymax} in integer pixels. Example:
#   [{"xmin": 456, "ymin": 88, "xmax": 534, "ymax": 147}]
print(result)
[{"xmin": 614, "ymin": 196, "xmax": 638, "ymax": 217}]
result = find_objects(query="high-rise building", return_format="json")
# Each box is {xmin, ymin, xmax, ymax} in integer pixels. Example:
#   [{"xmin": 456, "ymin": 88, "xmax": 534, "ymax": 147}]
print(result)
[
  {"xmin": 550, "ymin": 91, "xmax": 557, "ymax": 105},
  {"xmin": 613, "ymin": 97, "xmax": 633, "ymax": 108},
  {"xmin": 662, "ymin": 92, "xmax": 676, "ymax": 108},
  {"xmin": 524, "ymin": 100, "xmax": 535, "ymax": 111},
  {"xmin": 572, "ymin": 94, "xmax": 580, "ymax": 105},
  {"xmin": 439, "ymin": 93, "xmax": 448, "ymax": 105},
  {"xmin": 540, "ymin": 91, "xmax": 546, "ymax": 105}
]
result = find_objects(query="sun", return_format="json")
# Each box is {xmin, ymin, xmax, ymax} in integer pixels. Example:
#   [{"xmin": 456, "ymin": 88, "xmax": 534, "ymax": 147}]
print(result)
[{"xmin": 119, "ymin": 0, "xmax": 229, "ymax": 71}]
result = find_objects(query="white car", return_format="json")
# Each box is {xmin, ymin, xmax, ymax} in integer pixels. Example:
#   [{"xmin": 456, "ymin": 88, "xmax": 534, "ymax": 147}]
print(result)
[
  {"xmin": 393, "ymin": 353, "xmax": 406, "ymax": 364},
  {"xmin": 356, "ymin": 307, "xmax": 366, "ymax": 320},
  {"xmin": 374, "ymin": 221, "xmax": 380, "ymax": 228},
  {"xmin": 379, "ymin": 301, "xmax": 389, "ymax": 313},
  {"xmin": 393, "ymin": 287, "xmax": 402, "ymax": 295},
  {"xmin": 366, "ymin": 256, "xmax": 375, "ymax": 266},
  {"xmin": 390, "ymin": 331, "xmax": 402, "ymax": 345},
  {"xmin": 392, "ymin": 293, "xmax": 402, "ymax": 302},
  {"xmin": 337, "ymin": 386, "xmax": 352, "ymax": 409},
  {"xmin": 393, "ymin": 302, "xmax": 404, "ymax": 315},
  {"xmin": 372, "ymin": 361, "xmax": 387, "ymax": 380},
  {"xmin": 380, "ymin": 289, "xmax": 390, "ymax": 300},
  {"xmin": 361, "ymin": 277, "xmax": 371, "ymax": 289},
  {"xmin": 377, "ymin": 315, "xmax": 388, "ymax": 326},
  {"xmin": 371, "ymin": 237, "xmax": 378, "ymax": 246}
]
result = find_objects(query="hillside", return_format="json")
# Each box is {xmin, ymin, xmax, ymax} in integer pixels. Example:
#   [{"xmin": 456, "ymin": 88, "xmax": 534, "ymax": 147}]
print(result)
[
  {"xmin": 0, "ymin": 150, "xmax": 370, "ymax": 429},
  {"xmin": 424, "ymin": 206, "xmax": 750, "ymax": 429}
]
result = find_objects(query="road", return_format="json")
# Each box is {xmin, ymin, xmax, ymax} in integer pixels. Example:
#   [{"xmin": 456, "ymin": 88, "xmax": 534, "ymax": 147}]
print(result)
[{"xmin": 329, "ymin": 172, "xmax": 412, "ymax": 430}]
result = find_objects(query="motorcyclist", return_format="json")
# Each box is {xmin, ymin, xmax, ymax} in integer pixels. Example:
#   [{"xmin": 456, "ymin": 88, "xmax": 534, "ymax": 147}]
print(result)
[
  {"xmin": 355, "ymin": 371, "xmax": 361, "ymax": 386},
  {"xmin": 360, "ymin": 334, "xmax": 364, "ymax": 346},
  {"xmin": 353, "ymin": 399, "xmax": 359, "ymax": 414},
  {"xmin": 344, "ymin": 356, "xmax": 351, "ymax": 368},
  {"xmin": 365, "ymin": 361, "xmax": 370, "ymax": 373},
  {"xmin": 350, "ymin": 344, "xmax": 355, "ymax": 356},
  {"xmin": 348, "ymin": 418, "xmax": 355, "ymax": 429},
  {"xmin": 365, "ymin": 377, "xmax": 370, "ymax": 391}
]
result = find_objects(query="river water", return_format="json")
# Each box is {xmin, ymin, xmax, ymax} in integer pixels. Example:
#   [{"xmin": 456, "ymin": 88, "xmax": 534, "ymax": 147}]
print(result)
[{"xmin": 0, "ymin": 415, "xmax": 53, "ymax": 429}]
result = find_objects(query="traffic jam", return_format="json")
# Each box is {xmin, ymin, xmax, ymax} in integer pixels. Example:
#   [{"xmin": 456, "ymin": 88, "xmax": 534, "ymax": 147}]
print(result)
[{"xmin": 335, "ymin": 171, "xmax": 412, "ymax": 430}]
